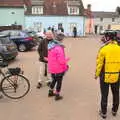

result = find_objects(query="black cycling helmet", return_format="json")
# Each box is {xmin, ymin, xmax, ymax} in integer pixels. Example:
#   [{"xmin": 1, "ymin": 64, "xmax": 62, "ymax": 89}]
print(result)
[{"xmin": 104, "ymin": 31, "xmax": 117, "ymax": 41}]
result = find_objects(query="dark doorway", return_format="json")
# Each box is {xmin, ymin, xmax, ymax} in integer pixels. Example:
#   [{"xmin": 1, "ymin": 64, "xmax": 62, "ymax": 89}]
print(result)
[
  {"xmin": 94, "ymin": 25, "xmax": 98, "ymax": 34},
  {"xmin": 58, "ymin": 23, "xmax": 64, "ymax": 32}
]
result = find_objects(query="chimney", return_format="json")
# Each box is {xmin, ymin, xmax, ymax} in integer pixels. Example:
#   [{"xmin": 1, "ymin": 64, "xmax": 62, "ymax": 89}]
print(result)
[{"xmin": 87, "ymin": 4, "xmax": 91, "ymax": 11}]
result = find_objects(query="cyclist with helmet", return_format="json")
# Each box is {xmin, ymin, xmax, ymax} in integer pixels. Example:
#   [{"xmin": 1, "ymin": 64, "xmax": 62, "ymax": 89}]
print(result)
[{"xmin": 95, "ymin": 33, "xmax": 120, "ymax": 119}]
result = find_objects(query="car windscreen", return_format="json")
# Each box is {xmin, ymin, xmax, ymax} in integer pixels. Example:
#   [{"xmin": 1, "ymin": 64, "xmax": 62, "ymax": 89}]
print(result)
[{"xmin": 0, "ymin": 37, "xmax": 12, "ymax": 44}]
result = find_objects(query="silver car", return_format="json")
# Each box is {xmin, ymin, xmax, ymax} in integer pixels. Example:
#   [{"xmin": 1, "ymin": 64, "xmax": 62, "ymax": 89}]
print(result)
[{"xmin": 0, "ymin": 35, "xmax": 18, "ymax": 63}]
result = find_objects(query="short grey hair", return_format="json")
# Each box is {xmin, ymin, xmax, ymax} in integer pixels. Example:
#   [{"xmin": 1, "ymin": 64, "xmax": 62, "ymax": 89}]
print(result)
[{"xmin": 56, "ymin": 32, "xmax": 65, "ymax": 41}]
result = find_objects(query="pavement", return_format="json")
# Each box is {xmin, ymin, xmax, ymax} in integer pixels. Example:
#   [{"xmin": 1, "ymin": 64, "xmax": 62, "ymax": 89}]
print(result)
[{"xmin": 0, "ymin": 35, "xmax": 119, "ymax": 120}]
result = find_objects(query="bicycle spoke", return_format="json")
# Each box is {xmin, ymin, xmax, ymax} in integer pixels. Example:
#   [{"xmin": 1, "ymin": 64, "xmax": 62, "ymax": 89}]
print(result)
[{"xmin": 1, "ymin": 74, "xmax": 30, "ymax": 99}]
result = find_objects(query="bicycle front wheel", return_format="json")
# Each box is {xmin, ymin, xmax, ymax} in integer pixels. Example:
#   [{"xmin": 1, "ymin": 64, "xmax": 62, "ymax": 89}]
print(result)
[{"xmin": 1, "ymin": 74, "xmax": 30, "ymax": 99}]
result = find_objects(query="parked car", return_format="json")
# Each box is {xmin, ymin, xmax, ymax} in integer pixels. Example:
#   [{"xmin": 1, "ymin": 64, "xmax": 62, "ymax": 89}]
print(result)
[
  {"xmin": 0, "ymin": 30, "xmax": 37, "ymax": 52},
  {"xmin": 114, "ymin": 30, "xmax": 120, "ymax": 39},
  {"xmin": 36, "ymin": 31, "xmax": 46, "ymax": 40},
  {"xmin": 25, "ymin": 31, "xmax": 40, "ymax": 44},
  {"xmin": 103, "ymin": 30, "xmax": 113, "ymax": 35},
  {"xmin": 0, "ymin": 34, "xmax": 18, "ymax": 63}
]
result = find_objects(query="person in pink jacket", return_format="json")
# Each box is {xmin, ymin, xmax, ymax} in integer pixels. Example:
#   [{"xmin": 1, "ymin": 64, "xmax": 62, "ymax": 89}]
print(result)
[{"xmin": 47, "ymin": 32, "xmax": 70, "ymax": 100}]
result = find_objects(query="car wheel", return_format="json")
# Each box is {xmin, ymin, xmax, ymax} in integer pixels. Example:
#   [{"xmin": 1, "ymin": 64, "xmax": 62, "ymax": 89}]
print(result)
[
  {"xmin": 18, "ymin": 44, "xmax": 26, "ymax": 52},
  {"xmin": 0, "ymin": 55, "xmax": 4, "ymax": 63}
]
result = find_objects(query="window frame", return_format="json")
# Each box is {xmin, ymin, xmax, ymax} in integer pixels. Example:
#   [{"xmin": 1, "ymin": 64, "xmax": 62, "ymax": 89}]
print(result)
[
  {"xmin": 100, "ymin": 18, "xmax": 103, "ymax": 22},
  {"xmin": 112, "ymin": 18, "xmax": 115, "ymax": 22},
  {"xmin": 68, "ymin": 6, "xmax": 79, "ymax": 15},
  {"xmin": 32, "ymin": 6, "xmax": 43, "ymax": 15}
]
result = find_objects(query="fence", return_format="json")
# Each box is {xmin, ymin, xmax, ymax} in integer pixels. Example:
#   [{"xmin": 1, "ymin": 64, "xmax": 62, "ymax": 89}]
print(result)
[{"xmin": 0, "ymin": 25, "xmax": 22, "ymax": 32}]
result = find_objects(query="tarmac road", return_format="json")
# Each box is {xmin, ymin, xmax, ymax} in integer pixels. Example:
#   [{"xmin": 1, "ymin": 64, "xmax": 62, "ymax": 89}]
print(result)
[{"xmin": 0, "ymin": 35, "xmax": 119, "ymax": 120}]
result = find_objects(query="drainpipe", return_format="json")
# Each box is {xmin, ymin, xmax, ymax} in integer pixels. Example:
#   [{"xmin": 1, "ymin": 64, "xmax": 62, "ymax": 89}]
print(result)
[{"xmin": 83, "ymin": 16, "xmax": 85, "ymax": 36}]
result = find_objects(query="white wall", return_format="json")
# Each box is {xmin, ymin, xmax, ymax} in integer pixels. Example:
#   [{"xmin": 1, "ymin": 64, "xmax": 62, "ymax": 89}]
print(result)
[{"xmin": 93, "ymin": 17, "xmax": 120, "ymax": 34}]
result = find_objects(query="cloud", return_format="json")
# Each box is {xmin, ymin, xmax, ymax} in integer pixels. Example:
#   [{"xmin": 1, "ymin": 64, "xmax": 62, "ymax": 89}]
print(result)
[{"xmin": 83, "ymin": 0, "xmax": 120, "ymax": 11}]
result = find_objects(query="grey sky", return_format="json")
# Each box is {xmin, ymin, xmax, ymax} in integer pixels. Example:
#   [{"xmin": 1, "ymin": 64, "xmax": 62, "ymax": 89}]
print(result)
[{"xmin": 83, "ymin": 0, "xmax": 120, "ymax": 11}]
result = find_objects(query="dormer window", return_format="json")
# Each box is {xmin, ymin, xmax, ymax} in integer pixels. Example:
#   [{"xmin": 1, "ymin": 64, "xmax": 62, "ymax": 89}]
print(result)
[
  {"xmin": 32, "ymin": 6, "xmax": 43, "ymax": 14},
  {"xmin": 24, "ymin": 4, "xmax": 27, "ymax": 12},
  {"xmin": 68, "ymin": 7, "xmax": 79, "ymax": 15}
]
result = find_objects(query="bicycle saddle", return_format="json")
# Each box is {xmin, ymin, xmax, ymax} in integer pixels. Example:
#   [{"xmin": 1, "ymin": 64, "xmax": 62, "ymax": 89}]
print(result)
[{"xmin": 8, "ymin": 67, "xmax": 21, "ymax": 75}]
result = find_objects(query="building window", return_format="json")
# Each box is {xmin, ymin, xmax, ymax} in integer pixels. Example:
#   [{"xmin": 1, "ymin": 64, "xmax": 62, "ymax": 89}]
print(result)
[
  {"xmin": 33, "ymin": 22, "xmax": 42, "ymax": 32},
  {"xmin": 107, "ymin": 24, "xmax": 111, "ymax": 29},
  {"xmin": 24, "ymin": 4, "xmax": 27, "ymax": 12},
  {"xmin": 100, "ymin": 26, "xmax": 103, "ymax": 30},
  {"xmin": 32, "ymin": 6, "xmax": 43, "ymax": 14},
  {"xmin": 100, "ymin": 18, "xmax": 103, "ymax": 22},
  {"xmin": 69, "ymin": 23, "xmax": 77, "ymax": 32},
  {"xmin": 68, "ymin": 7, "xmax": 79, "ymax": 15},
  {"xmin": 112, "ymin": 18, "xmax": 115, "ymax": 22}
]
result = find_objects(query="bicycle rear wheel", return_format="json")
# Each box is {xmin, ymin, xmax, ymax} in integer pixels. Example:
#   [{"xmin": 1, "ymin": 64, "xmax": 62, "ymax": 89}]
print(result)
[{"xmin": 0, "ymin": 74, "xmax": 30, "ymax": 99}]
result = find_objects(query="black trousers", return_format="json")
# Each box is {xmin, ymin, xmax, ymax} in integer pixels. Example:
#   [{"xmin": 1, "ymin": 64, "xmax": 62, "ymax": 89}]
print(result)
[
  {"xmin": 73, "ymin": 32, "xmax": 77, "ymax": 38},
  {"xmin": 100, "ymin": 73, "xmax": 120, "ymax": 114},
  {"xmin": 50, "ymin": 72, "xmax": 64, "ymax": 93}
]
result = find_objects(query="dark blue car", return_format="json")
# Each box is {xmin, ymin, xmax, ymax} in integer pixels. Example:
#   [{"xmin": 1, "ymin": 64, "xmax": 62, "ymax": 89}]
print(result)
[{"xmin": 0, "ymin": 30, "xmax": 37, "ymax": 52}]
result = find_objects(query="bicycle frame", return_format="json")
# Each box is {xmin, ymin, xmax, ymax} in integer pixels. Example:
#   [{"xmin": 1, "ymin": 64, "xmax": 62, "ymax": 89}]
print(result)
[{"xmin": 0, "ymin": 68, "xmax": 19, "ymax": 91}]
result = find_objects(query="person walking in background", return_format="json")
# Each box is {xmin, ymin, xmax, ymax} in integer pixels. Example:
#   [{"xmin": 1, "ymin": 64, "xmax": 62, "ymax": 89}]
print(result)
[
  {"xmin": 46, "ymin": 32, "xmax": 70, "ymax": 101},
  {"xmin": 95, "ymin": 33, "xmax": 120, "ymax": 119},
  {"xmin": 37, "ymin": 31, "xmax": 54, "ymax": 89},
  {"xmin": 73, "ymin": 26, "xmax": 77, "ymax": 38},
  {"xmin": 51, "ymin": 26, "xmax": 54, "ymax": 33},
  {"xmin": 59, "ymin": 26, "xmax": 64, "ymax": 33}
]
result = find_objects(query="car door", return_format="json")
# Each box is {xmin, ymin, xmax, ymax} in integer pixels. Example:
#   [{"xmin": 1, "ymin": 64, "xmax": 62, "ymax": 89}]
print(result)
[{"xmin": 10, "ymin": 30, "xmax": 26, "ymax": 46}]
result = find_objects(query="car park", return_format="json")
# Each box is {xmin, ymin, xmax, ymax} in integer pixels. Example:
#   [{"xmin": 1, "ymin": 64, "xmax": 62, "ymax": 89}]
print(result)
[
  {"xmin": 0, "ymin": 30, "xmax": 37, "ymax": 52},
  {"xmin": 0, "ymin": 35, "xmax": 18, "ymax": 63}
]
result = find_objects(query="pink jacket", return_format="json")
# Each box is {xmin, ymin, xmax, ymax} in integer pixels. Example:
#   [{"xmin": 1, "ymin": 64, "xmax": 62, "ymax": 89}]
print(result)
[{"xmin": 47, "ymin": 43, "xmax": 69, "ymax": 74}]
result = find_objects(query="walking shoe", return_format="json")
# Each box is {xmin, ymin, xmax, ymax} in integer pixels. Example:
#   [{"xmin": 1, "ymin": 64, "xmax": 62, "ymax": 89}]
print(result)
[
  {"xmin": 48, "ymin": 90, "xmax": 55, "ymax": 97},
  {"xmin": 55, "ymin": 94, "xmax": 63, "ymax": 101},
  {"xmin": 99, "ymin": 110, "xmax": 107, "ymax": 119},
  {"xmin": 36, "ymin": 82, "xmax": 42, "ymax": 89},
  {"xmin": 112, "ymin": 110, "xmax": 117, "ymax": 116}
]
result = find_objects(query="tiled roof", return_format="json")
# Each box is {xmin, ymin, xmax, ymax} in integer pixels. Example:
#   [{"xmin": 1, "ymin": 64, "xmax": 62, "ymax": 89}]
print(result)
[
  {"xmin": 44, "ymin": 0, "xmax": 68, "ymax": 15},
  {"xmin": 29, "ymin": 0, "xmax": 84, "ymax": 16},
  {"xmin": 0, "ymin": 0, "xmax": 31, "ymax": 7},
  {"xmin": 0, "ymin": 0, "xmax": 24, "ymax": 7},
  {"xmin": 31, "ymin": 0, "xmax": 44, "ymax": 5},
  {"xmin": 93, "ymin": 11, "xmax": 119, "ymax": 18}
]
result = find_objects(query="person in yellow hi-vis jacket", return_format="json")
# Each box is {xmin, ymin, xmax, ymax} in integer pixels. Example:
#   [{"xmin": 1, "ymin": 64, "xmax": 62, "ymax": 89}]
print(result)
[{"xmin": 95, "ymin": 33, "xmax": 120, "ymax": 119}]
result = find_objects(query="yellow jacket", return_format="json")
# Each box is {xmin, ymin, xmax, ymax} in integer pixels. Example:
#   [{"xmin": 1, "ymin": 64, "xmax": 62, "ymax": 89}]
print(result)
[{"xmin": 95, "ymin": 41, "xmax": 120, "ymax": 83}]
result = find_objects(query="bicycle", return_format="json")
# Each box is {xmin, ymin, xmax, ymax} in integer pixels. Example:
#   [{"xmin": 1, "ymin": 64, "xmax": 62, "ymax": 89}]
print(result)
[{"xmin": 0, "ymin": 62, "xmax": 30, "ymax": 99}]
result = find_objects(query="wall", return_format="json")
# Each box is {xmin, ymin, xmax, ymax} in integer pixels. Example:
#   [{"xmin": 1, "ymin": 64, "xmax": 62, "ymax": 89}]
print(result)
[
  {"xmin": 111, "ymin": 24, "xmax": 120, "ymax": 30},
  {"xmin": 0, "ymin": 7, "xmax": 24, "ymax": 27},
  {"xmin": 25, "ymin": 16, "xmax": 85, "ymax": 36},
  {"xmin": 93, "ymin": 17, "xmax": 120, "ymax": 34},
  {"xmin": 85, "ymin": 17, "xmax": 94, "ymax": 34}
]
